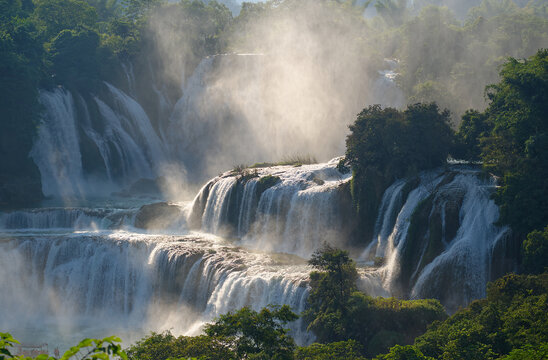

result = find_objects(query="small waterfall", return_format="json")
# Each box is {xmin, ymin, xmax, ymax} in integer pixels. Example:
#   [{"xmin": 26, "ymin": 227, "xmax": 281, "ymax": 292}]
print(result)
[
  {"xmin": 30, "ymin": 89, "xmax": 85, "ymax": 198},
  {"xmin": 201, "ymin": 177, "xmax": 238, "ymax": 235},
  {"xmin": 370, "ymin": 59, "xmax": 405, "ymax": 108},
  {"xmin": 189, "ymin": 159, "xmax": 353, "ymax": 258},
  {"xmin": 103, "ymin": 83, "xmax": 166, "ymax": 167}
]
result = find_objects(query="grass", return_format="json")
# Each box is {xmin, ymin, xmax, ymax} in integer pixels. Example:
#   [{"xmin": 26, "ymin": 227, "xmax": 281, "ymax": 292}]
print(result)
[{"xmin": 249, "ymin": 154, "xmax": 318, "ymax": 169}]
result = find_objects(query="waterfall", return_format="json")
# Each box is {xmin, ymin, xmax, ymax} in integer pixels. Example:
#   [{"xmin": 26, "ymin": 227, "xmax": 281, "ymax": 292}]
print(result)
[
  {"xmin": 30, "ymin": 54, "xmax": 405, "ymax": 196},
  {"xmin": 30, "ymin": 89, "xmax": 85, "ymax": 198},
  {"xmin": 370, "ymin": 59, "xmax": 405, "ymax": 108},
  {"xmin": 31, "ymin": 83, "xmax": 171, "ymax": 198},
  {"xmin": 0, "ymin": 232, "xmax": 311, "ymax": 344},
  {"xmin": 360, "ymin": 168, "xmax": 512, "ymax": 311},
  {"xmin": 188, "ymin": 159, "xmax": 353, "ymax": 258},
  {"xmin": 189, "ymin": 158, "xmax": 351, "ymax": 258},
  {"xmin": 190, "ymin": 162, "xmax": 515, "ymax": 310}
]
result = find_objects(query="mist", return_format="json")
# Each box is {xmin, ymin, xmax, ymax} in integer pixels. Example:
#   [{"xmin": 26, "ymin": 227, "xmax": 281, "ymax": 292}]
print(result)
[
  {"xmin": 141, "ymin": 0, "xmax": 547, "ymax": 184},
  {"xmin": 146, "ymin": 1, "xmax": 389, "ymax": 179}
]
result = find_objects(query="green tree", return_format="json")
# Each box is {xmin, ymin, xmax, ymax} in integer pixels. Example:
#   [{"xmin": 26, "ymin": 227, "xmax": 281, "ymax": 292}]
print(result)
[
  {"xmin": 454, "ymin": 109, "xmax": 491, "ymax": 161},
  {"xmin": 0, "ymin": 0, "xmax": 43, "ymax": 206},
  {"xmin": 345, "ymin": 103, "xmax": 454, "ymax": 240},
  {"xmin": 374, "ymin": 344, "xmax": 435, "ymax": 360},
  {"xmin": 522, "ymin": 226, "xmax": 548, "ymax": 274},
  {"xmin": 304, "ymin": 245, "xmax": 446, "ymax": 357},
  {"xmin": 481, "ymin": 49, "xmax": 548, "ymax": 236},
  {"xmin": 294, "ymin": 340, "xmax": 366, "ymax": 360},
  {"xmin": 48, "ymin": 28, "xmax": 101, "ymax": 89},
  {"xmin": 204, "ymin": 305, "xmax": 298, "ymax": 360},
  {"xmin": 32, "ymin": 0, "xmax": 97, "ymax": 40},
  {"xmin": 413, "ymin": 273, "xmax": 548, "ymax": 359},
  {"xmin": 126, "ymin": 332, "xmax": 231, "ymax": 360},
  {"xmin": 304, "ymin": 244, "xmax": 358, "ymax": 342}
]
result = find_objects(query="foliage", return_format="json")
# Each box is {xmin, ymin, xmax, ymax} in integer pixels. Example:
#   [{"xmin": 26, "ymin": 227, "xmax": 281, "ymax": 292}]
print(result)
[
  {"xmin": 412, "ymin": 273, "xmax": 548, "ymax": 359},
  {"xmin": 294, "ymin": 340, "xmax": 366, "ymax": 360},
  {"xmin": 204, "ymin": 305, "xmax": 297, "ymax": 360},
  {"xmin": 0, "ymin": 0, "xmax": 43, "ymax": 205},
  {"xmin": 48, "ymin": 28, "xmax": 101, "ymax": 89},
  {"xmin": 127, "ymin": 306, "xmax": 297, "ymax": 360},
  {"xmin": 304, "ymin": 245, "xmax": 446, "ymax": 357},
  {"xmin": 374, "ymin": 344, "xmax": 434, "ymax": 360},
  {"xmin": 256, "ymin": 175, "xmax": 281, "ymax": 194},
  {"xmin": 479, "ymin": 49, "xmax": 548, "ymax": 236},
  {"xmin": 126, "ymin": 332, "xmax": 228, "ymax": 360},
  {"xmin": 304, "ymin": 244, "xmax": 359, "ymax": 342},
  {"xmin": 501, "ymin": 342, "xmax": 548, "ymax": 360},
  {"xmin": 345, "ymin": 103, "xmax": 454, "ymax": 239},
  {"xmin": 33, "ymin": 0, "xmax": 97, "ymax": 40},
  {"xmin": 0, "ymin": 333, "xmax": 126, "ymax": 360},
  {"xmin": 522, "ymin": 226, "xmax": 548, "ymax": 274},
  {"xmin": 454, "ymin": 109, "xmax": 491, "ymax": 161},
  {"xmin": 394, "ymin": 2, "xmax": 548, "ymax": 119}
]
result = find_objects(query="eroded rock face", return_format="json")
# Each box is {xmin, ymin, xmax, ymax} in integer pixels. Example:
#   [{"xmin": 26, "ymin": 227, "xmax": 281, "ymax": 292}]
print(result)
[{"xmin": 134, "ymin": 202, "xmax": 182, "ymax": 230}]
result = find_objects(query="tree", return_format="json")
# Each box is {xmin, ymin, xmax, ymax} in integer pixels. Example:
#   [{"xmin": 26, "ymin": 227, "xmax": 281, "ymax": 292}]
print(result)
[
  {"xmin": 303, "ymin": 245, "xmax": 446, "ymax": 356},
  {"xmin": 304, "ymin": 244, "xmax": 359, "ymax": 342},
  {"xmin": 345, "ymin": 103, "xmax": 454, "ymax": 240},
  {"xmin": 480, "ymin": 49, "xmax": 548, "ymax": 236},
  {"xmin": 454, "ymin": 109, "xmax": 491, "ymax": 161},
  {"xmin": 204, "ymin": 305, "xmax": 298, "ymax": 360},
  {"xmin": 126, "ymin": 332, "xmax": 231, "ymax": 360},
  {"xmin": 294, "ymin": 340, "xmax": 366, "ymax": 360},
  {"xmin": 374, "ymin": 344, "xmax": 435, "ymax": 360},
  {"xmin": 413, "ymin": 273, "xmax": 548, "ymax": 359},
  {"xmin": 522, "ymin": 226, "xmax": 548, "ymax": 274},
  {"xmin": 48, "ymin": 28, "xmax": 101, "ymax": 89},
  {"xmin": 33, "ymin": 0, "xmax": 97, "ymax": 40}
]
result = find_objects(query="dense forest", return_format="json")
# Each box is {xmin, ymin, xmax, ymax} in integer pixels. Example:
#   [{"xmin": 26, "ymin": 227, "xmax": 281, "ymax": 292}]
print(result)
[{"xmin": 1, "ymin": 0, "xmax": 547, "ymax": 359}]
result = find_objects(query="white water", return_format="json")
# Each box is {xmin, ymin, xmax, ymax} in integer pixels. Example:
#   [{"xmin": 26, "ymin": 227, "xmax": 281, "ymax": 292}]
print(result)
[
  {"xmin": 30, "ymin": 89, "xmax": 86, "ymax": 198},
  {"xmin": 11, "ymin": 54, "xmax": 514, "ymax": 350},
  {"xmin": 191, "ymin": 162, "xmax": 513, "ymax": 310},
  {"xmin": 31, "ymin": 83, "xmax": 171, "ymax": 198},
  {"xmin": 359, "ymin": 168, "xmax": 511, "ymax": 310},
  {"xmin": 190, "ymin": 158, "xmax": 352, "ymax": 258},
  {"xmin": 0, "ymin": 230, "xmax": 312, "ymax": 348},
  {"xmin": 1, "ymin": 160, "xmax": 515, "ymax": 352}
]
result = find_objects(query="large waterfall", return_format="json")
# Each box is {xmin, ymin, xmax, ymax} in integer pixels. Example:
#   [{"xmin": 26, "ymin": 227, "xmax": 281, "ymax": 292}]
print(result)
[
  {"xmin": 1, "ymin": 53, "xmax": 518, "ymax": 350},
  {"xmin": 1, "ymin": 158, "xmax": 517, "ymax": 349},
  {"xmin": 188, "ymin": 162, "xmax": 516, "ymax": 312}
]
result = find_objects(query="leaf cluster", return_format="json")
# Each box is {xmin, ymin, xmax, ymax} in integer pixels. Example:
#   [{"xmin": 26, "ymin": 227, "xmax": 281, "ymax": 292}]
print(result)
[{"xmin": 0, "ymin": 334, "xmax": 126, "ymax": 360}]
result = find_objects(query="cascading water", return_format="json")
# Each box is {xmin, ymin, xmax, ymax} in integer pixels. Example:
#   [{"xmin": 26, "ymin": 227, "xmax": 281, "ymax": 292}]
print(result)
[
  {"xmin": 31, "ymin": 83, "xmax": 171, "ymax": 198},
  {"xmin": 189, "ymin": 158, "xmax": 353, "ymax": 258},
  {"xmin": 0, "ymin": 230, "xmax": 312, "ymax": 347},
  {"xmin": 1, "ymin": 158, "xmax": 518, "ymax": 352},
  {"xmin": 190, "ymin": 162, "xmax": 516, "ymax": 311},
  {"xmin": 30, "ymin": 89, "xmax": 86, "ymax": 198},
  {"xmin": 6, "ymin": 53, "xmax": 518, "ymax": 352},
  {"xmin": 359, "ymin": 167, "xmax": 513, "ymax": 311}
]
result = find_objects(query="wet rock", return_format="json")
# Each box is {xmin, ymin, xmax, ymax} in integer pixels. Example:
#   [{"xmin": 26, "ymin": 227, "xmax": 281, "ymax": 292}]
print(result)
[{"xmin": 134, "ymin": 202, "xmax": 182, "ymax": 230}]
